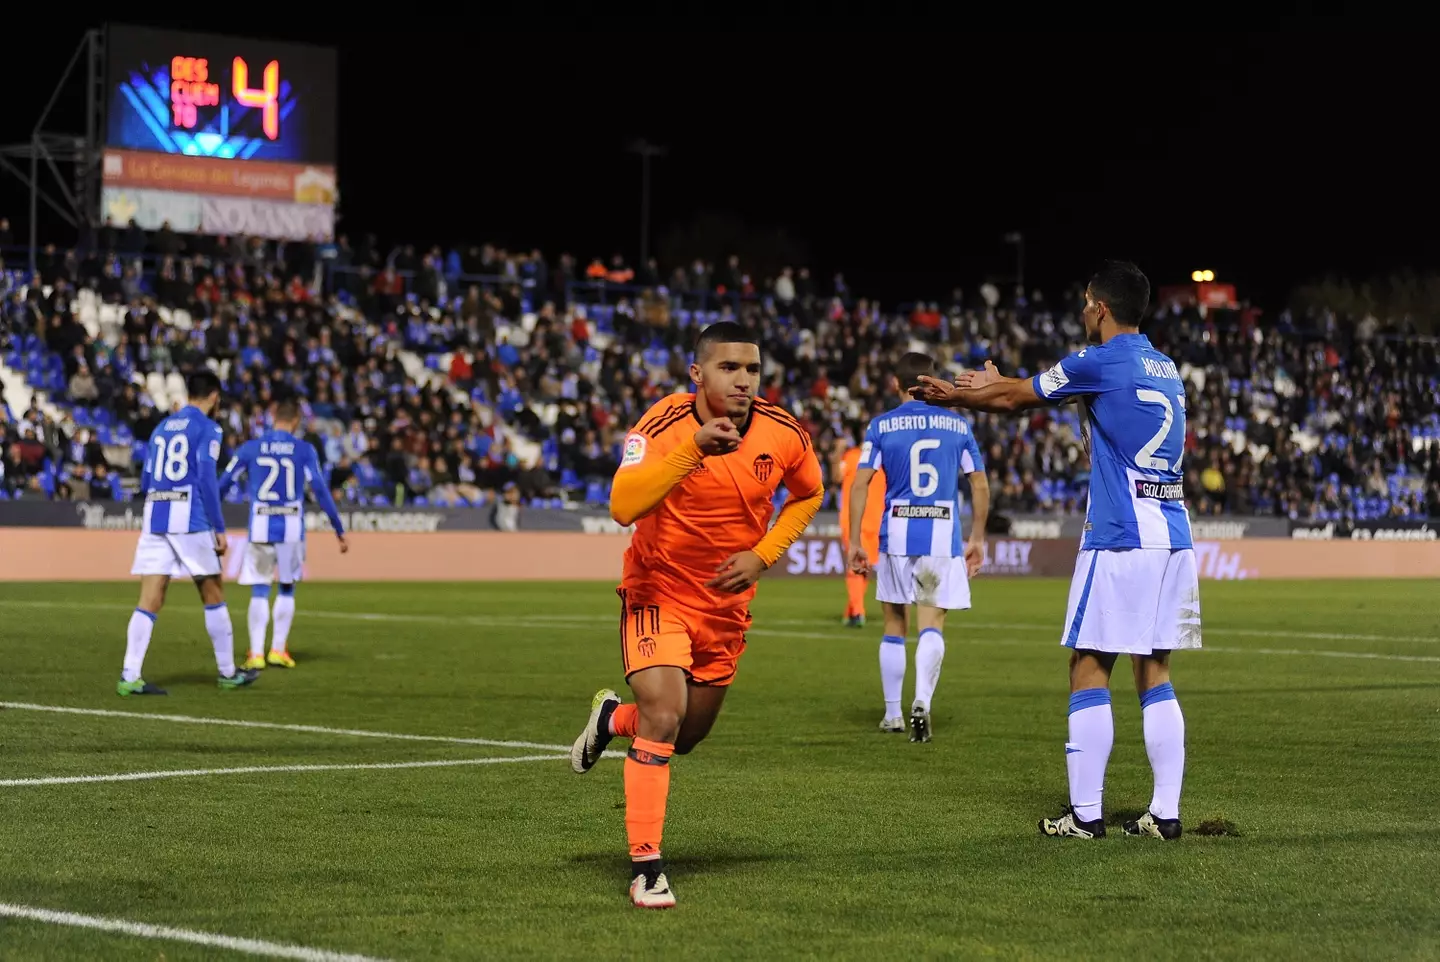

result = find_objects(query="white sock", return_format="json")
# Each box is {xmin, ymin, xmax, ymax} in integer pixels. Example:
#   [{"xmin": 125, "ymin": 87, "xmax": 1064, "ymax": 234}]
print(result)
[
  {"xmin": 1142, "ymin": 683, "xmax": 1186, "ymax": 820},
  {"xmin": 914, "ymin": 628, "xmax": 945, "ymax": 711},
  {"xmin": 247, "ymin": 595, "xmax": 270, "ymax": 658},
  {"xmin": 271, "ymin": 592, "xmax": 296, "ymax": 653},
  {"xmin": 205, "ymin": 603, "xmax": 236, "ymax": 677},
  {"xmin": 879, "ymin": 635, "xmax": 906, "ymax": 718},
  {"xmin": 123, "ymin": 608, "xmax": 156, "ymax": 682},
  {"xmin": 1065, "ymin": 688, "xmax": 1114, "ymax": 824}
]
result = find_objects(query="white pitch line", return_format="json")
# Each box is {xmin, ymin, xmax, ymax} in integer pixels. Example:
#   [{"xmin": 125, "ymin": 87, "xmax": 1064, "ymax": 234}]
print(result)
[
  {"xmin": 0, "ymin": 702, "xmax": 623, "ymax": 758},
  {"xmin": 1204, "ymin": 645, "xmax": 1440, "ymax": 664},
  {"xmin": 0, "ymin": 753, "xmax": 566, "ymax": 788},
  {"xmin": 0, "ymin": 598, "xmax": 1436, "ymax": 659},
  {"xmin": 0, "ymin": 902, "xmax": 392, "ymax": 961}
]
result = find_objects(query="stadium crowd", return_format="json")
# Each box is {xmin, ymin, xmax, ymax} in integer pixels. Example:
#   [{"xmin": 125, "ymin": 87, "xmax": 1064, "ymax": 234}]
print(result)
[{"xmin": 1, "ymin": 222, "xmax": 1438, "ymax": 524}]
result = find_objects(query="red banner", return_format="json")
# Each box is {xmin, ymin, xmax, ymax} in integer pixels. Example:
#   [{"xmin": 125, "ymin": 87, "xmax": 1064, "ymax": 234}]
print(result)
[{"xmin": 102, "ymin": 149, "xmax": 336, "ymax": 205}]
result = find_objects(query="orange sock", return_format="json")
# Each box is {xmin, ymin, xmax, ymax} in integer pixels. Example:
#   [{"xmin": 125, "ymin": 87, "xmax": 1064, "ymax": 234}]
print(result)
[
  {"xmin": 625, "ymin": 736, "xmax": 673, "ymax": 861},
  {"xmin": 610, "ymin": 702, "xmax": 639, "ymax": 738},
  {"xmin": 845, "ymin": 571, "xmax": 867, "ymax": 617}
]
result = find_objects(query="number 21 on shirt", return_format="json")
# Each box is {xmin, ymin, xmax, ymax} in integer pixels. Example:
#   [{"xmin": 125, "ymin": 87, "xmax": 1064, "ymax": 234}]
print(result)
[{"xmin": 256, "ymin": 456, "xmax": 297, "ymax": 502}]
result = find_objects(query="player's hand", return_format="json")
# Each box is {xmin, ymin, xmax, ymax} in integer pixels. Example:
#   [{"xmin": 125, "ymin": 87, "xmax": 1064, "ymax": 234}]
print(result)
[
  {"xmin": 964, "ymin": 537, "xmax": 985, "ymax": 578},
  {"xmin": 694, "ymin": 418, "xmax": 741, "ymax": 456},
  {"xmin": 706, "ymin": 550, "xmax": 767, "ymax": 594},
  {"xmin": 847, "ymin": 545, "xmax": 872, "ymax": 576},
  {"xmin": 214, "ymin": 532, "xmax": 228, "ymax": 557},
  {"xmin": 909, "ymin": 374, "xmax": 962, "ymax": 406},
  {"xmin": 337, "ymin": 534, "xmax": 350, "ymax": 555},
  {"xmin": 956, "ymin": 360, "xmax": 1002, "ymax": 390}
]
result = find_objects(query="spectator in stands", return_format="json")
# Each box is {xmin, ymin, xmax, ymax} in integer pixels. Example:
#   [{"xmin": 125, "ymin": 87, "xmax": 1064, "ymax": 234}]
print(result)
[
  {"xmin": 68, "ymin": 362, "xmax": 99, "ymax": 403},
  {"xmin": 3, "ymin": 220, "xmax": 1437, "ymax": 523},
  {"xmin": 492, "ymin": 481, "xmax": 520, "ymax": 531}
]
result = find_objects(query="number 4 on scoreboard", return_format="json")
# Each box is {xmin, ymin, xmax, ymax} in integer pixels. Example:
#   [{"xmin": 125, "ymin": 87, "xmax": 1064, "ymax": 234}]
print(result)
[{"xmin": 232, "ymin": 57, "xmax": 281, "ymax": 141}]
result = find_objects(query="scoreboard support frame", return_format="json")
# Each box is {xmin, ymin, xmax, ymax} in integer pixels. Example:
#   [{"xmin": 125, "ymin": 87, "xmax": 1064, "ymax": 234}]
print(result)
[{"xmin": 0, "ymin": 28, "xmax": 106, "ymax": 275}]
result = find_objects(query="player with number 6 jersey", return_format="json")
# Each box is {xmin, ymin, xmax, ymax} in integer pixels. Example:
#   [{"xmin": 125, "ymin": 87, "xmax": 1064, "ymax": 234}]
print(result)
[
  {"xmin": 120, "ymin": 371, "xmax": 258, "ymax": 697},
  {"xmin": 219, "ymin": 397, "xmax": 348, "ymax": 670},
  {"xmin": 910, "ymin": 261, "xmax": 1201, "ymax": 844},
  {"xmin": 847, "ymin": 352, "xmax": 990, "ymax": 743}
]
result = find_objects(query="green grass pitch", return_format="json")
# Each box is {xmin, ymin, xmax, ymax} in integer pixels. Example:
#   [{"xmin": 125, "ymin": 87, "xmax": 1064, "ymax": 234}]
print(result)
[{"xmin": 0, "ymin": 578, "xmax": 1437, "ymax": 960}]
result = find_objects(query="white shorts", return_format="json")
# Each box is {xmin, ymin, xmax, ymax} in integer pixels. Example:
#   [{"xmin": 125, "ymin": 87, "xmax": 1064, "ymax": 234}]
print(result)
[
  {"xmin": 238, "ymin": 541, "xmax": 307, "ymax": 586},
  {"xmin": 875, "ymin": 553, "xmax": 971, "ymax": 610},
  {"xmin": 1061, "ymin": 548, "xmax": 1202, "ymax": 654},
  {"xmin": 131, "ymin": 531, "xmax": 222, "ymax": 579}
]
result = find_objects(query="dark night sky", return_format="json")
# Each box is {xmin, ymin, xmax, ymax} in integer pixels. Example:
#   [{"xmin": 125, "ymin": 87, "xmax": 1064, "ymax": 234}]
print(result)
[{"xmin": 1, "ymin": 26, "xmax": 1432, "ymax": 309}]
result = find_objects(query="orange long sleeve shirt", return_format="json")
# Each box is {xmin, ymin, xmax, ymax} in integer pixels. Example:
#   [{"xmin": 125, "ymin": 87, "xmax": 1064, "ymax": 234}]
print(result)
[{"xmin": 611, "ymin": 393, "xmax": 824, "ymax": 608}]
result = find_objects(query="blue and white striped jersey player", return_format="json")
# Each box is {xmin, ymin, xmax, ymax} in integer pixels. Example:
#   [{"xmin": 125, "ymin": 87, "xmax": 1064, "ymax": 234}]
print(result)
[
  {"xmin": 913, "ymin": 261, "xmax": 1200, "ymax": 842},
  {"xmin": 219, "ymin": 396, "xmax": 348, "ymax": 670},
  {"xmin": 847, "ymin": 352, "xmax": 990, "ymax": 745},
  {"xmin": 121, "ymin": 370, "xmax": 259, "ymax": 696}
]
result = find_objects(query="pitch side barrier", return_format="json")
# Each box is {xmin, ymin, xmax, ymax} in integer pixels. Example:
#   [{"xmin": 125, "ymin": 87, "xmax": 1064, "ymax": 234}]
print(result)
[{"xmin": 0, "ymin": 504, "xmax": 1433, "ymax": 581}]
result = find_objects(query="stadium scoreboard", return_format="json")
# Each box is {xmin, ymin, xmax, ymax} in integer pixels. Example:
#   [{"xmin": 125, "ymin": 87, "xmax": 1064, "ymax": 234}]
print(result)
[{"xmin": 100, "ymin": 24, "xmax": 338, "ymax": 241}]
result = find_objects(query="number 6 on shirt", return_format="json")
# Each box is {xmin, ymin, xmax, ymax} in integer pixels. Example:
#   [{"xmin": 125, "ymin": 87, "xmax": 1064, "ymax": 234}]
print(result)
[{"xmin": 909, "ymin": 438, "xmax": 941, "ymax": 498}]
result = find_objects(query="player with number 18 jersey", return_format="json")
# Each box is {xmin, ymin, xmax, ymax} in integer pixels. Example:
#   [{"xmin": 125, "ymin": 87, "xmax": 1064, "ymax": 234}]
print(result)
[{"xmin": 121, "ymin": 371, "xmax": 257, "ymax": 697}]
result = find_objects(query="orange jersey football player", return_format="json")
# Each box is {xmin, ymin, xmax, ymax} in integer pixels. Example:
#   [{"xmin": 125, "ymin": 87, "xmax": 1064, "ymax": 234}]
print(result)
[
  {"xmin": 569, "ymin": 321, "xmax": 824, "ymax": 909},
  {"xmin": 835, "ymin": 435, "xmax": 885, "ymax": 627}
]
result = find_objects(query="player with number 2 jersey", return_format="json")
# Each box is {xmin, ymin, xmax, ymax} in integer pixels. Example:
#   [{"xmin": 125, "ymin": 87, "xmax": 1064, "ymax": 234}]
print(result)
[{"xmin": 911, "ymin": 261, "xmax": 1201, "ymax": 844}]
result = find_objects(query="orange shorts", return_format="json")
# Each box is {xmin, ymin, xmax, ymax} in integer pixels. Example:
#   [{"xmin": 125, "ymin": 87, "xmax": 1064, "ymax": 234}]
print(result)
[{"xmin": 617, "ymin": 585, "xmax": 750, "ymax": 687}]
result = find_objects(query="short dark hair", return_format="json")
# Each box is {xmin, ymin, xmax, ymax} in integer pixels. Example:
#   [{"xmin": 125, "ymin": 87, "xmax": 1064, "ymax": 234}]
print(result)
[
  {"xmin": 694, "ymin": 321, "xmax": 760, "ymax": 362},
  {"xmin": 1088, "ymin": 260, "xmax": 1150, "ymax": 327},
  {"xmin": 894, "ymin": 351, "xmax": 937, "ymax": 392},
  {"xmin": 274, "ymin": 397, "xmax": 301, "ymax": 421},
  {"xmin": 186, "ymin": 370, "xmax": 222, "ymax": 401}
]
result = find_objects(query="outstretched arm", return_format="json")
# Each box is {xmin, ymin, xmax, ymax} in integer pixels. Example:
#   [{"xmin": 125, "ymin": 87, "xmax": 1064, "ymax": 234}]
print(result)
[{"xmin": 912, "ymin": 361, "xmax": 1045, "ymax": 414}]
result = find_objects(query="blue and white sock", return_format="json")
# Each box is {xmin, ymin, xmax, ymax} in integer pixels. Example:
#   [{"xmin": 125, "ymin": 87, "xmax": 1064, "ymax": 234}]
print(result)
[
  {"xmin": 879, "ymin": 634, "xmax": 906, "ymax": 719},
  {"xmin": 1066, "ymin": 687, "xmax": 1114, "ymax": 824},
  {"xmin": 271, "ymin": 584, "xmax": 297, "ymax": 653},
  {"xmin": 1141, "ymin": 682, "xmax": 1185, "ymax": 820},
  {"xmin": 914, "ymin": 628, "xmax": 944, "ymax": 711},
  {"xmin": 204, "ymin": 603, "xmax": 236, "ymax": 677},
  {"xmin": 247, "ymin": 585, "xmax": 271, "ymax": 658},
  {"xmin": 123, "ymin": 608, "xmax": 156, "ymax": 682}
]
